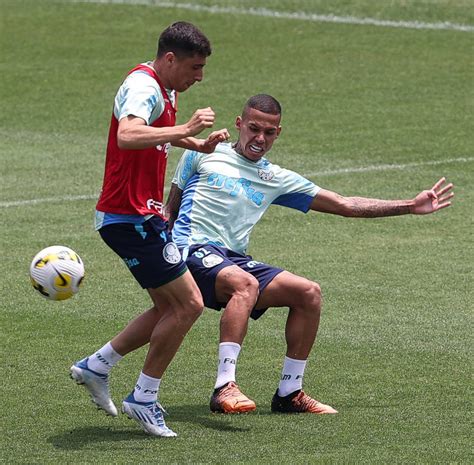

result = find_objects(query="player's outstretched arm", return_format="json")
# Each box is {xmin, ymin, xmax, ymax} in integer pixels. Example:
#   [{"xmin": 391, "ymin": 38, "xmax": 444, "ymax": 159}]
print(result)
[{"xmin": 310, "ymin": 177, "xmax": 454, "ymax": 218}]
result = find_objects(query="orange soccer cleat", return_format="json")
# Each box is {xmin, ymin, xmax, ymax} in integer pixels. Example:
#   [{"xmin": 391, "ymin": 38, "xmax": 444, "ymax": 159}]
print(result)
[
  {"xmin": 271, "ymin": 390, "xmax": 338, "ymax": 414},
  {"xmin": 210, "ymin": 382, "xmax": 257, "ymax": 413}
]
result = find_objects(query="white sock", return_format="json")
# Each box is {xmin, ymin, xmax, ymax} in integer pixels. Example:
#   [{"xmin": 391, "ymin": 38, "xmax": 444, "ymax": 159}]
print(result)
[
  {"xmin": 87, "ymin": 341, "xmax": 123, "ymax": 375},
  {"xmin": 278, "ymin": 356, "xmax": 307, "ymax": 397},
  {"xmin": 134, "ymin": 372, "xmax": 161, "ymax": 403},
  {"xmin": 214, "ymin": 342, "xmax": 241, "ymax": 389}
]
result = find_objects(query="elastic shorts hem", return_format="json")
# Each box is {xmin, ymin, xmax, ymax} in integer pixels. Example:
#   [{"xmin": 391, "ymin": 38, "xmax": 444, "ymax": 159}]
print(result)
[{"xmin": 144, "ymin": 264, "xmax": 188, "ymax": 290}]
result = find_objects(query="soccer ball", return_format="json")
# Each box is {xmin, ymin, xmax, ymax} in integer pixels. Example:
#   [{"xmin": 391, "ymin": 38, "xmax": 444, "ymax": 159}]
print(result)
[{"xmin": 30, "ymin": 245, "xmax": 85, "ymax": 301}]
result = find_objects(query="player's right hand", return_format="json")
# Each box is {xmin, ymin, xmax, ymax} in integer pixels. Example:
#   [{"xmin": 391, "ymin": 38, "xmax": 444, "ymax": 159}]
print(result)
[
  {"xmin": 410, "ymin": 177, "xmax": 454, "ymax": 214},
  {"xmin": 185, "ymin": 107, "xmax": 215, "ymax": 136}
]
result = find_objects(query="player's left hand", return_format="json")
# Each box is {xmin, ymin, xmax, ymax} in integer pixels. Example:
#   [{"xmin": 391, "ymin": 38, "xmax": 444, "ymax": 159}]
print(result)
[
  {"xmin": 199, "ymin": 128, "xmax": 230, "ymax": 153},
  {"xmin": 411, "ymin": 177, "xmax": 454, "ymax": 214}
]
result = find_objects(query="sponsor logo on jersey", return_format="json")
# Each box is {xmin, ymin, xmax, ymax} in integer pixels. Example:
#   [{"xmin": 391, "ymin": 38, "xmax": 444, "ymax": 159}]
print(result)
[
  {"xmin": 207, "ymin": 173, "xmax": 265, "ymax": 206},
  {"xmin": 146, "ymin": 198, "xmax": 164, "ymax": 213},
  {"xmin": 156, "ymin": 142, "xmax": 171, "ymax": 158},
  {"xmin": 257, "ymin": 169, "xmax": 274, "ymax": 181},
  {"xmin": 163, "ymin": 242, "xmax": 181, "ymax": 264}
]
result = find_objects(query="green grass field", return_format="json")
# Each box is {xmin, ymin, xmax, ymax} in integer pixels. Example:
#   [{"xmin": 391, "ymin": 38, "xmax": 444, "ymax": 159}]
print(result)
[{"xmin": 1, "ymin": 0, "xmax": 472, "ymax": 463}]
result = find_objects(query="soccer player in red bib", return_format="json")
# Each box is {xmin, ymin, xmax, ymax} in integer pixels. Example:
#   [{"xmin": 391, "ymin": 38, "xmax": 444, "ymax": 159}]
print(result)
[{"xmin": 70, "ymin": 22, "xmax": 229, "ymax": 438}]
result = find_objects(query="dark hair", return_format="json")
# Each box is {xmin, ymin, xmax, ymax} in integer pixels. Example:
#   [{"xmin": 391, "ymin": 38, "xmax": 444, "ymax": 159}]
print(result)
[
  {"xmin": 157, "ymin": 21, "xmax": 211, "ymax": 58},
  {"xmin": 243, "ymin": 94, "xmax": 282, "ymax": 117}
]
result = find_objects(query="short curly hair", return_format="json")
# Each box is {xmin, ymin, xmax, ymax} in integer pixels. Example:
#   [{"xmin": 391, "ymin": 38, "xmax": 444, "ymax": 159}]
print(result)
[{"xmin": 157, "ymin": 21, "xmax": 211, "ymax": 58}]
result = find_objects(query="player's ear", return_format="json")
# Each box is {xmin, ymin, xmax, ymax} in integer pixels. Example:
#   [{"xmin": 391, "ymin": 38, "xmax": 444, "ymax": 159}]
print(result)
[
  {"xmin": 276, "ymin": 126, "xmax": 282, "ymax": 137},
  {"xmin": 164, "ymin": 51, "xmax": 176, "ymax": 65},
  {"xmin": 235, "ymin": 116, "xmax": 242, "ymax": 131}
]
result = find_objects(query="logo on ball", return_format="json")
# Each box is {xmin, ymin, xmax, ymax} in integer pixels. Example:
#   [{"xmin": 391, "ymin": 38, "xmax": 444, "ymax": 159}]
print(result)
[{"xmin": 30, "ymin": 245, "xmax": 84, "ymax": 301}]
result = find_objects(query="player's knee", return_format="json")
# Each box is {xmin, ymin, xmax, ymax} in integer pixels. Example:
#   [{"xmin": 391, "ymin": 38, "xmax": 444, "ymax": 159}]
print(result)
[
  {"xmin": 188, "ymin": 293, "xmax": 205, "ymax": 319},
  {"xmin": 234, "ymin": 274, "xmax": 259, "ymax": 301},
  {"xmin": 300, "ymin": 281, "xmax": 322, "ymax": 312},
  {"xmin": 177, "ymin": 291, "xmax": 204, "ymax": 324}
]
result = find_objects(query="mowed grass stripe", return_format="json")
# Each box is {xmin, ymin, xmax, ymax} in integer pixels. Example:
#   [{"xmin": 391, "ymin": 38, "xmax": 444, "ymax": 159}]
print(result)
[
  {"xmin": 69, "ymin": 0, "xmax": 474, "ymax": 32},
  {"xmin": 1, "ymin": 156, "xmax": 470, "ymax": 208}
]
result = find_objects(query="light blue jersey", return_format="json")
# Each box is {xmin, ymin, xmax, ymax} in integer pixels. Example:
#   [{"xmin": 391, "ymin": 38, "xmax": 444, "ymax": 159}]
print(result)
[{"xmin": 172, "ymin": 143, "xmax": 320, "ymax": 255}]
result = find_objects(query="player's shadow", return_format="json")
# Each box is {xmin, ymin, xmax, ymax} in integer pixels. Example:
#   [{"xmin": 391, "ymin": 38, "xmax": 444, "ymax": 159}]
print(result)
[
  {"xmin": 169, "ymin": 403, "xmax": 251, "ymax": 430},
  {"xmin": 49, "ymin": 404, "xmax": 249, "ymax": 450}
]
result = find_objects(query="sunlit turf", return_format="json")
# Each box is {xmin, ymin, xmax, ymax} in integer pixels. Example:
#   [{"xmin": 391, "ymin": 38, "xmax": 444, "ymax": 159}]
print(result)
[{"xmin": 1, "ymin": 0, "xmax": 472, "ymax": 463}]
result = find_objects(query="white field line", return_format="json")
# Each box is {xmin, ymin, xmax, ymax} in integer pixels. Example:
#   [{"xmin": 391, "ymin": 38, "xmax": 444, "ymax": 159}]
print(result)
[
  {"xmin": 69, "ymin": 0, "xmax": 474, "ymax": 32},
  {"xmin": 2, "ymin": 156, "xmax": 471, "ymax": 208},
  {"xmin": 0, "ymin": 194, "xmax": 99, "ymax": 208},
  {"xmin": 303, "ymin": 156, "xmax": 474, "ymax": 178}
]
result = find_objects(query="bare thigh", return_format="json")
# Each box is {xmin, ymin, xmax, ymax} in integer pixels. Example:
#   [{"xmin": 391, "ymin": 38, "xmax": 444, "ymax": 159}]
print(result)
[
  {"xmin": 214, "ymin": 265, "xmax": 258, "ymax": 304},
  {"xmin": 148, "ymin": 269, "xmax": 203, "ymax": 311},
  {"xmin": 255, "ymin": 270, "xmax": 317, "ymax": 310}
]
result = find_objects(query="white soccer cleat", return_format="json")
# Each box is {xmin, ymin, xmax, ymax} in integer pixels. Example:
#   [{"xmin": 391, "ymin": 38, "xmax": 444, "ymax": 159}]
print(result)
[
  {"xmin": 122, "ymin": 391, "xmax": 177, "ymax": 438},
  {"xmin": 70, "ymin": 358, "xmax": 118, "ymax": 417}
]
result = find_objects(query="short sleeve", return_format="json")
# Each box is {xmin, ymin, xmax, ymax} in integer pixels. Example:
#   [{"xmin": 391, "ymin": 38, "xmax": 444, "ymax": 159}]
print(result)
[
  {"xmin": 272, "ymin": 169, "xmax": 320, "ymax": 213},
  {"xmin": 113, "ymin": 71, "xmax": 165, "ymax": 125},
  {"xmin": 173, "ymin": 150, "xmax": 201, "ymax": 189}
]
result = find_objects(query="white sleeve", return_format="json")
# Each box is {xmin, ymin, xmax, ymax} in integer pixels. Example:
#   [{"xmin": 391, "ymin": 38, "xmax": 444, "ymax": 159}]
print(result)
[{"xmin": 113, "ymin": 71, "xmax": 165, "ymax": 125}]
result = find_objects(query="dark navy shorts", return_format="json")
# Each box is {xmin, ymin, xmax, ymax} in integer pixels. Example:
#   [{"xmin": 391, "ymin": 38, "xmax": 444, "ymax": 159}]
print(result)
[
  {"xmin": 185, "ymin": 244, "xmax": 283, "ymax": 320},
  {"xmin": 99, "ymin": 217, "xmax": 187, "ymax": 289}
]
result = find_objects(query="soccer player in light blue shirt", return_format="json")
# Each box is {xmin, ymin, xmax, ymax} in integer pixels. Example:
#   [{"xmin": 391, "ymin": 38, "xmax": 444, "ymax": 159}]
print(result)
[
  {"xmin": 167, "ymin": 94, "xmax": 454, "ymax": 414},
  {"xmin": 172, "ymin": 139, "xmax": 319, "ymax": 256}
]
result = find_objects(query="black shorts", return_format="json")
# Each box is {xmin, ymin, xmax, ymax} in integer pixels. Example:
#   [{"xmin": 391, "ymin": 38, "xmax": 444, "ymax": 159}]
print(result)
[
  {"xmin": 185, "ymin": 244, "xmax": 283, "ymax": 320},
  {"xmin": 99, "ymin": 217, "xmax": 187, "ymax": 289}
]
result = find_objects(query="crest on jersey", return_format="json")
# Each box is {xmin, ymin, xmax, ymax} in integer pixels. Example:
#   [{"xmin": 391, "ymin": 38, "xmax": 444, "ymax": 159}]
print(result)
[{"xmin": 257, "ymin": 169, "xmax": 274, "ymax": 181}]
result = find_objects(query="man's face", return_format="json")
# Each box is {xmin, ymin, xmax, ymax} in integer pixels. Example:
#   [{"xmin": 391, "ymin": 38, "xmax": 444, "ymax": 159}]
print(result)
[
  {"xmin": 168, "ymin": 53, "xmax": 207, "ymax": 92},
  {"xmin": 235, "ymin": 107, "xmax": 281, "ymax": 162}
]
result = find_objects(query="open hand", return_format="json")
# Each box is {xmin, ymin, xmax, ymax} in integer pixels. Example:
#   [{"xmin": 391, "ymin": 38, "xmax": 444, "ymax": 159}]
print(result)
[{"xmin": 411, "ymin": 177, "xmax": 454, "ymax": 215}]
